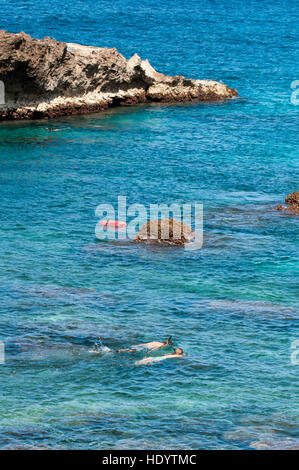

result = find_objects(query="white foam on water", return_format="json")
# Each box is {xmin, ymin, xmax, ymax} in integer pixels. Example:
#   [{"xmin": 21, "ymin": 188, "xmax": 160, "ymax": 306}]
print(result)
[
  {"xmin": 88, "ymin": 345, "xmax": 111, "ymax": 354},
  {"xmin": 88, "ymin": 338, "xmax": 111, "ymax": 355}
]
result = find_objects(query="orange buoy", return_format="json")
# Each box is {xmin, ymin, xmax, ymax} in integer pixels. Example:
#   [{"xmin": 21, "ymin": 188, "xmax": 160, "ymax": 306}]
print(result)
[{"xmin": 100, "ymin": 220, "xmax": 127, "ymax": 228}]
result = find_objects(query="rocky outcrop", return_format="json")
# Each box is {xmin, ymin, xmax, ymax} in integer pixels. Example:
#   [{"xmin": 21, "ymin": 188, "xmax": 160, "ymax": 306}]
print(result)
[
  {"xmin": 0, "ymin": 31, "xmax": 238, "ymax": 120},
  {"xmin": 135, "ymin": 218, "xmax": 195, "ymax": 246},
  {"xmin": 275, "ymin": 191, "xmax": 299, "ymax": 215}
]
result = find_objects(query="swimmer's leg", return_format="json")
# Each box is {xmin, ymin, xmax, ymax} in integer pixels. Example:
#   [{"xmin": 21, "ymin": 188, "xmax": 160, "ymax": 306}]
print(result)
[{"xmin": 116, "ymin": 348, "xmax": 135, "ymax": 353}]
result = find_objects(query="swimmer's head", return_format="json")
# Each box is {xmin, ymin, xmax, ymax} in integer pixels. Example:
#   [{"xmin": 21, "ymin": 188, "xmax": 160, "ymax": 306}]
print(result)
[
  {"xmin": 164, "ymin": 336, "xmax": 173, "ymax": 346},
  {"xmin": 174, "ymin": 348, "xmax": 183, "ymax": 355}
]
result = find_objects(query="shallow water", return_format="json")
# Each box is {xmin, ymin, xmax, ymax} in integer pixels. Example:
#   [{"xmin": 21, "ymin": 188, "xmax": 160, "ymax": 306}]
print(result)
[{"xmin": 0, "ymin": 0, "xmax": 298, "ymax": 450}]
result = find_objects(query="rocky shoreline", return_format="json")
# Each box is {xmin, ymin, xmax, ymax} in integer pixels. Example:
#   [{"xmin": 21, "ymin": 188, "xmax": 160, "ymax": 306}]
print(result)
[
  {"xmin": 275, "ymin": 191, "xmax": 299, "ymax": 215},
  {"xmin": 0, "ymin": 31, "xmax": 238, "ymax": 120}
]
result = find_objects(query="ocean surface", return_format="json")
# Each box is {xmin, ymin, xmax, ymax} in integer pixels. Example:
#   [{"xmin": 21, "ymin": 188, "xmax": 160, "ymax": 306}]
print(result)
[{"xmin": 0, "ymin": 0, "xmax": 298, "ymax": 450}]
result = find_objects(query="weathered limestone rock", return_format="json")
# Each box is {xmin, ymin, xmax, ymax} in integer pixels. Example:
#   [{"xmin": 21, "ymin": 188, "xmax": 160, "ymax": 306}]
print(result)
[
  {"xmin": 135, "ymin": 218, "xmax": 195, "ymax": 246},
  {"xmin": 275, "ymin": 191, "xmax": 299, "ymax": 215},
  {"xmin": 0, "ymin": 31, "xmax": 238, "ymax": 120}
]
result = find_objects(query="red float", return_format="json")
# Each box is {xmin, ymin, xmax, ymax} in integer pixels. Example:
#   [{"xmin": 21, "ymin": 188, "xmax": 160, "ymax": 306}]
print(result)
[{"xmin": 100, "ymin": 220, "xmax": 127, "ymax": 228}]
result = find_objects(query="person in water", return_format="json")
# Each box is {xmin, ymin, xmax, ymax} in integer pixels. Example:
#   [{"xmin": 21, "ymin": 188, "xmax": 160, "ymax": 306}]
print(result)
[
  {"xmin": 135, "ymin": 348, "xmax": 184, "ymax": 365},
  {"xmin": 116, "ymin": 336, "xmax": 173, "ymax": 353}
]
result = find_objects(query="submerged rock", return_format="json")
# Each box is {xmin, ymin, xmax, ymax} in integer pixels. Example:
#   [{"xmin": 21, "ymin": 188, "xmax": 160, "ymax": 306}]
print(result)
[
  {"xmin": 275, "ymin": 191, "xmax": 299, "ymax": 215},
  {"xmin": 250, "ymin": 438, "xmax": 299, "ymax": 450},
  {"xmin": 135, "ymin": 218, "xmax": 195, "ymax": 246},
  {"xmin": 0, "ymin": 31, "xmax": 238, "ymax": 120}
]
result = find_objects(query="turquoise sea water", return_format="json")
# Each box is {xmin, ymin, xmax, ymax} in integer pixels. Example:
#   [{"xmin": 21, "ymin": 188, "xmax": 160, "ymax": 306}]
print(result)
[{"xmin": 0, "ymin": 0, "xmax": 298, "ymax": 450}]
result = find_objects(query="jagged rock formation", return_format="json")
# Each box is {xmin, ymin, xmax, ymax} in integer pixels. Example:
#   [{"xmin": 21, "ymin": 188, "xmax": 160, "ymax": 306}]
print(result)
[
  {"xmin": 275, "ymin": 191, "xmax": 299, "ymax": 215},
  {"xmin": 0, "ymin": 31, "xmax": 238, "ymax": 120},
  {"xmin": 135, "ymin": 218, "xmax": 195, "ymax": 246}
]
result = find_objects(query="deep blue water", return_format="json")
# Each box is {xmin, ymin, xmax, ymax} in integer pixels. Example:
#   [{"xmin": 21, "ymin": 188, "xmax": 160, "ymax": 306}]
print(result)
[{"xmin": 0, "ymin": 0, "xmax": 298, "ymax": 450}]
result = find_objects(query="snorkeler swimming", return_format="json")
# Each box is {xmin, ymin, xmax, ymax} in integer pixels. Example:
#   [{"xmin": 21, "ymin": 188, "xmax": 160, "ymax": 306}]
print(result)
[
  {"xmin": 116, "ymin": 336, "xmax": 173, "ymax": 353},
  {"xmin": 135, "ymin": 348, "xmax": 184, "ymax": 365}
]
